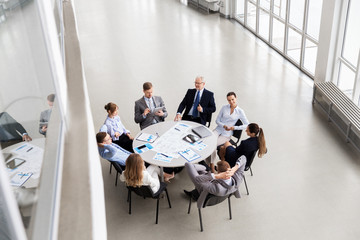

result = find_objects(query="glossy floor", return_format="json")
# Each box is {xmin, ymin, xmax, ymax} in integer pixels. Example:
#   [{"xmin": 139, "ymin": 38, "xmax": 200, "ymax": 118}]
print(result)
[{"xmin": 74, "ymin": 0, "xmax": 360, "ymax": 239}]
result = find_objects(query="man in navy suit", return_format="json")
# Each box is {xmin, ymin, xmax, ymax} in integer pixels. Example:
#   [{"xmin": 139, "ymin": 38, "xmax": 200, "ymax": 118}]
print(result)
[{"xmin": 174, "ymin": 76, "xmax": 216, "ymax": 125}]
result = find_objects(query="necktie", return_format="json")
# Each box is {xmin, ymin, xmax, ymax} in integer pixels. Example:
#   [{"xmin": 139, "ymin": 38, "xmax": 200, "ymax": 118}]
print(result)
[{"xmin": 192, "ymin": 91, "xmax": 200, "ymax": 117}]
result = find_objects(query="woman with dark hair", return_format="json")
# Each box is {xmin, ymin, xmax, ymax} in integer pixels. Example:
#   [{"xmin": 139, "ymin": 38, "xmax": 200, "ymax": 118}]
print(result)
[
  {"xmin": 208, "ymin": 92, "xmax": 249, "ymax": 172},
  {"xmin": 103, "ymin": 102, "xmax": 134, "ymax": 152},
  {"xmin": 219, "ymin": 123, "xmax": 266, "ymax": 168}
]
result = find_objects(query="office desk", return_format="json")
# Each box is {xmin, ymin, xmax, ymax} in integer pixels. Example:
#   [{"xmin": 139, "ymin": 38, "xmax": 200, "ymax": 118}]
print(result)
[
  {"xmin": 133, "ymin": 121, "xmax": 216, "ymax": 173},
  {"xmin": 3, "ymin": 138, "xmax": 45, "ymax": 188}
]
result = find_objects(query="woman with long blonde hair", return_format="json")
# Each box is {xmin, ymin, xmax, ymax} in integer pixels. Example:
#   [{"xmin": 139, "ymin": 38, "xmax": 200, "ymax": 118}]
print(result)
[{"xmin": 120, "ymin": 153, "xmax": 161, "ymax": 193}]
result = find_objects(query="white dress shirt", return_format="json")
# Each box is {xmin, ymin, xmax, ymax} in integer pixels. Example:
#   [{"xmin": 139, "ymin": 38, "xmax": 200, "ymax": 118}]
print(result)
[{"xmin": 214, "ymin": 104, "xmax": 249, "ymax": 137}]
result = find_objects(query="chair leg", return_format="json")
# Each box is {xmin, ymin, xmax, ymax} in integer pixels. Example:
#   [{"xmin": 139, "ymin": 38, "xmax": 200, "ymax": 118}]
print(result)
[
  {"xmin": 109, "ymin": 162, "xmax": 112, "ymax": 174},
  {"xmin": 249, "ymin": 166, "xmax": 253, "ymax": 176},
  {"xmin": 128, "ymin": 189, "xmax": 132, "ymax": 214},
  {"xmin": 228, "ymin": 196, "xmax": 232, "ymax": 220},
  {"xmin": 165, "ymin": 189, "xmax": 171, "ymax": 208},
  {"xmin": 127, "ymin": 189, "xmax": 130, "ymax": 202},
  {"xmin": 187, "ymin": 197, "xmax": 192, "ymax": 214},
  {"xmin": 115, "ymin": 171, "xmax": 118, "ymax": 186},
  {"xmin": 198, "ymin": 208, "xmax": 203, "ymax": 232},
  {"xmin": 243, "ymin": 175, "xmax": 249, "ymax": 195},
  {"xmin": 156, "ymin": 198, "xmax": 159, "ymax": 224}
]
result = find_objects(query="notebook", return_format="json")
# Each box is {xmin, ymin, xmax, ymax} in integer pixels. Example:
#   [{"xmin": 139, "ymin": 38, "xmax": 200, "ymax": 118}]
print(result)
[{"xmin": 192, "ymin": 126, "xmax": 212, "ymax": 138}]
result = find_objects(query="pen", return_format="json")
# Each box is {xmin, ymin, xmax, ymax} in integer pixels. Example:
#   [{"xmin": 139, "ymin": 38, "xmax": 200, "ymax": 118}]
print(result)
[
  {"xmin": 174, "ymin": 128, "xmax": 180, "ymax": 131},
  {"xmin": 160, "ymin": 153, "xmax": 169, "ymax": 158},
  {"xmin": 26, "ymin": 147, "xmax": 33, "ymax": 152}
]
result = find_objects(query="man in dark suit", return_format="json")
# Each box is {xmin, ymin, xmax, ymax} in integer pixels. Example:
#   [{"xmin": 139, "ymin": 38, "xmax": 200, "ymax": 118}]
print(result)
[
  {"xmin": 0, "ymin": 112, "xmax": 32, "ymax": 148},
  {"xmin": 174, "ymin": 76, "xmax": 216, "ymax": 125},
  {"xmin": 134, "ymin": 82, "xmax": 168, "ymax": 130}
]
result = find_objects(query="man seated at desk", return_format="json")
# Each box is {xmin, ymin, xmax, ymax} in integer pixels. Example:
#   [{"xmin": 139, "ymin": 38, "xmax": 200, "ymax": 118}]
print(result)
[
  {"xmin": 96, "ymin": 132, "xmax": 131, "ymax": 166},
  {"xmin": 0, "ymin": 112, "xmax": 32, "ymax": 149},
  {"xmin": 183, "ymin": 156, "xmax": 246, "ymax": 204},
  {"xmin": 134, "ymin": 82, "xmax": 168, "ymax": 130}
]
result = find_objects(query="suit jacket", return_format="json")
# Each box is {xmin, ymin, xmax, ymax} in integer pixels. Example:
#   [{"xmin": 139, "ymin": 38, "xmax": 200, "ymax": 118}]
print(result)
[
  {"xmin": 39, "ymin": 109, "xmax": 52, "ymax": 135},
  {"xmin": 134, "ymin": 96, "xmax": 168, "ymax": 130},
  {"xmin": 235, "ymin": 137, "xmax": 259, "ymax": 166},
  {"xmin": 0, "ymin": 112, "xmax": 27, "ymax": 142},
  {"xmin": 185, "ymin": 156, "xmax": 246, "ymax": 209},
  {"xmin": 177, "ymin": 88, "xmax": 216, "ymax": 125}
]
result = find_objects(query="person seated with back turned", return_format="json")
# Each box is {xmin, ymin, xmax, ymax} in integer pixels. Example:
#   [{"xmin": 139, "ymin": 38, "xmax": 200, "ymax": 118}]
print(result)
[
  {"xmin": 219, "ymin": 123, "xmax": 266, "ymax": 168},
  {"xmin": 134, "ymin": 82, "xmax": 168, "ymax": 130},
  {"xmin": 0, "ymin": 112, "xmax": 32, "ymax": 149},
  {"xmin": 183, "ymin": 156, "xmax": 247, "ymax": 205},
  {"xmin": 39, "ymin": 93, "xmax": 55, "ymax": 136},
  {"xmin": 96, "ymin": 132, "xmax": 131, "ymax": 166},
  {"xmin": 103, "ymin": 102, "xmax": 134, "ymax": 153},
  {"xmin": 174, "ymin": 76, "xmax": 216, "ymax": 125},
  {"xmin": 120, "ymin": 153, "xmax": 162, "ymax": 193},
  {"xmin": 208, "ymin": 92, "xmax": 249, "ymax": 172}
]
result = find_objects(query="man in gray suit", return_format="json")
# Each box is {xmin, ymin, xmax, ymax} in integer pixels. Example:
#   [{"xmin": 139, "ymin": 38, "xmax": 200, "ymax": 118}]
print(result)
[
  {"xmin": 184, "ymin": 156, "xmax": 246, "ymax": 208},
  {"xmin": 39, "ymin": 94, "xmax": 55, "ymax": 136},
  {"xmin": 134, "ymin": 82, "xmax": 168, "ymax": 130}
]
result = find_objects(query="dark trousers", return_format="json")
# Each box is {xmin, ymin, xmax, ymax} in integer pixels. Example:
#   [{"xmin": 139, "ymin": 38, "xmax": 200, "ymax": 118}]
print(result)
[
  {"xmin": 113, "ymin": 134, "xmax": 134, "ymax": 153},
  {"xmin": 182, "ymin": 115, "xmax": 202, "ymax": 124},
  {"xmin": 225, "ymin": 146, "xmax": 238, "ymax": 168}
]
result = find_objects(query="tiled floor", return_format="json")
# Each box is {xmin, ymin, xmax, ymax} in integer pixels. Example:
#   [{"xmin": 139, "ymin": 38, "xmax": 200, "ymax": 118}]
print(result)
[{"xmin": 74, "ymin": 0, "xmax": 360, "ymax": 239}]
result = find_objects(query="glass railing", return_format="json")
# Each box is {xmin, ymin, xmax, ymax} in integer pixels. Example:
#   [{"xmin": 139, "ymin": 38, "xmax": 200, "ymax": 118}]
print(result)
[{"xmin": 0, "ymin": 0, "xmax": 65, "ymax": 239}]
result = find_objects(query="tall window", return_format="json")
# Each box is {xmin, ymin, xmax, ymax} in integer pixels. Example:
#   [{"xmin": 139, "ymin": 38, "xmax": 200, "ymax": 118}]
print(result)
[
  {"xmin": 333, "ymin": 0, "xmax": 360, "ymax": 105},
  {"xmin": 234, "ymin": 0, "xmax": 323, "ymax": 78}
]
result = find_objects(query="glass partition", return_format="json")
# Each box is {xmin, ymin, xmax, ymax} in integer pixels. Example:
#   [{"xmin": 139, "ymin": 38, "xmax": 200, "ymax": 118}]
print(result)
[
  {"xmin": 234, "ymin": 0, "xmax": 323, "ymax": 78},
  {"xmin": 0, "ymin": 0, "xmax": 64, "ymax": 238}
]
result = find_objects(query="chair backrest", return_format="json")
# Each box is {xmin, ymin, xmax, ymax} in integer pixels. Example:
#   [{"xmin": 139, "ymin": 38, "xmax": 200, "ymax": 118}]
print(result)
[
  {"xmin": 202, "ymin": 193, "xmax": 230, "ymax": 208},
  {"xmin": 128, "ymin": 185, "xmax": 154, "ymax": 198},
  {"xmin": 112, "ymin": 162, "xmax": 124, "ymax": 174},
  {"xmin": 206, "ymin": 113, "xmax": 212, "ymax": 127},
  {"xmin": 245, "ymin": 150, "xmax": 257, "ymax": 171},
  {"xmin": 232, "ymin": 119, "xmax": 243, "ymax": 139}
]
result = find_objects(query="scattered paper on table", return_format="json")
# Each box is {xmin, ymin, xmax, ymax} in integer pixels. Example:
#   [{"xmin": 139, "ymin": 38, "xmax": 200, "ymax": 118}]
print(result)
[
  {"xmin": 153, "ymin": 153, "xmax": 173, "ymax": 163},
  {"xmin": 179, "ymin": 149, "xmax": 200, "ymax": 162}
]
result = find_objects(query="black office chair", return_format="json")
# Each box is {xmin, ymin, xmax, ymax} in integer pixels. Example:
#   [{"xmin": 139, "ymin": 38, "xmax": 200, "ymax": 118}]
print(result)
[
  {"xmin": 243, "ymin": 150, "xmax": 257, "ymax": 195},
  {"xmin": 206, "ymin": 114, "xmax": 212, "ymax": 128},
  {"xmin": 111, "ymin": 162, "xmax": 124, "ymax": 186},
  {"xmin": 229, "ymin": 119, "xmax": 243, "ymax": 146},
  {"xmin": 127, "ymin": 182, "xmax": 171, "ymax": 224},
  {"xmin": 187, "ymin": 192, "xmax": 233, "ymax": 232}
]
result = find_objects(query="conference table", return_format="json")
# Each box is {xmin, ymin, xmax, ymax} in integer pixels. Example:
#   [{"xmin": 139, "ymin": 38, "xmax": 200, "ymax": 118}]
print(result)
[
  {"xmin": 133, "ymin": 120, "xmax": 217, "ymax": 179},
  {"xmin": 2, "ymin": 138, "xmax": 45, "ymax": 188}
]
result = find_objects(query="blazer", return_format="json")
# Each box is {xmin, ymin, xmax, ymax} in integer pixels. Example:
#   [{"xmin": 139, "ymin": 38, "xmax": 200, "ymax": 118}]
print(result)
[
  {"xmin": 235, "ymin": 137, "xmax": 259, "ymax": 164},
  {"xmin": 134, "ymin": 96, "xmax": 168, "ymax": 130},
  {"xmin": 177, "ymin": 88, "xmax": 216, "ymax": 125},
  {"xmin": 185, "ymin": 156, "xmax": 246, "ymax": 209},
  {"xmin": 0, "ymin": 112, "xmax": 28, "ymax": 142},
  {"xmin": 39, "ymin": 109, "xmax": 52, "ymax": 135}
]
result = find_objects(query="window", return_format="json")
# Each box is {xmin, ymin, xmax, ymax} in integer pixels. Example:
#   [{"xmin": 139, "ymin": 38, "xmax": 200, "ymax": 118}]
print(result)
[{"xmin": 234, "ymin": 0, "xmax": 323, "ymax": 78}]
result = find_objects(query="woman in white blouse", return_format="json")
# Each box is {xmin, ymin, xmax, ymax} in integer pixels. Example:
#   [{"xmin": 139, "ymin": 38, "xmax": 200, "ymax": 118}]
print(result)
[
  {"xmin": 209, "ymin": 92, "xmax": 249, "ymax": 172},
  {"xmin": 120, "ymin": 153, "xmax": 161, "ymax": 193}
]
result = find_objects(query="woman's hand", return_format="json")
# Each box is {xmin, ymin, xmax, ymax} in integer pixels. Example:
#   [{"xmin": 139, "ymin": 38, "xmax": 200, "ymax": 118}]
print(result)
[
  {"xmin": 127, "ymin": 133, "xmax": 133, "ymax": 140},
  {"xmin": 114, "ymin": 132, "xmax": 121, "ymax": 138}
]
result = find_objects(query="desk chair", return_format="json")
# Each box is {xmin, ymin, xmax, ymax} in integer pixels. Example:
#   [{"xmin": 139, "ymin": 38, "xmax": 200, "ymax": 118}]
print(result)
[
  {"xmin": 111, "ymin": 162, "xmax": 124, "ymax": 186},
  {"xmin": 187, "ymin": 192, "xmax": 233, "ymax": 232},
  {"xmin": 127, "ymin": 182, "xmax": 171, "ymax": 224},
  {"xmin": 206, "ymin": 114, "xmax": 212, "ymax": 128},
  {"xmin": 243, "ymin": 150, "xmax": 257, "ymax": 195},
  {"xmin": 229, "ymin": 119, "xmax": 243, "ymax": 146}
]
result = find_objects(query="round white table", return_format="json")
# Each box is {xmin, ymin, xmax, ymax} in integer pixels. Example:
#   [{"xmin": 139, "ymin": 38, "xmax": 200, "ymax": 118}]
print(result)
[{"xmin": 133, "ymin": 121, "xmax": 217, "ymax": 171}]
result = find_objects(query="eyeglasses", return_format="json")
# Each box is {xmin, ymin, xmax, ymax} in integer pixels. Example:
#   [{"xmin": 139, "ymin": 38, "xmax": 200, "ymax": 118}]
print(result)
[{"xmin": 194, "ymin": 81, "xmax": 204, "ymax": 85}]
